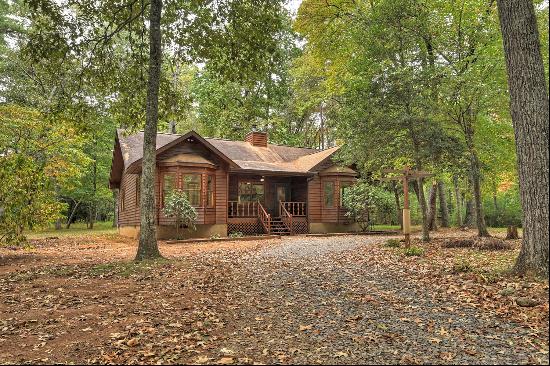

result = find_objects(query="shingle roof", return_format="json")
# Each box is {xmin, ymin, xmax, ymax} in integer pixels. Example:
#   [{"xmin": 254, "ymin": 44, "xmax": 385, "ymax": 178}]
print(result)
[{"xmin": 116, "ymin": 129, "xmax": 340, "ymax": 174}]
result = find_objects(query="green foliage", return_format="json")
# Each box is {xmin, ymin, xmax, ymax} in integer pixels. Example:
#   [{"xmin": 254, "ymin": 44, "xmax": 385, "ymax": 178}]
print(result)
[
  {"xmin": 0, "ymin": 154, "xmax": 64, "ymax": 245},
  {"xmin": 293, "ymin": 0, "xmax": 545, "ymax": 230},
  {"xmin": 483, "ymin": 185, "xmax": 523, "ymax": 227},
  {"xmin": 404, "ymin": 246, "xmax": 424, "ymax": 257},
  {"xmin": 385, "ymin": 239, "xmax": 400, "ymax": 248},
  {"xmin": 0, "ymin": 105, "xmax": 86, "ymax": 245},
  {"xmin": 162, "ymin": 191, "xmax": 198, "ymax": 238},
  {"xmin": 209, "ymin": 233, "xmax": 222, "ymax": 240},
  {"xmin": 228, "ymin": 231, "xmax": 244, "ymax": 238},
  {"xmin": 342, "ymin": 180, "xmax": 395, "ymax": 230}
]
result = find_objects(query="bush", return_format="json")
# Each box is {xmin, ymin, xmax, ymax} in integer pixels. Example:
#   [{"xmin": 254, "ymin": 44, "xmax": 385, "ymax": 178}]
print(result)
[
  {"xmin": 342, "ymin": 180, "xmax": 396, "ymax": 230},
  {"xmin": 474, "ymin": 237, "xmax": 512, "ymax": 251},
  {"xmin": 162, "ymin": 191, "xmax": 198, "ymax": 239},
  {"xmin": 228, "ymin": 231, "xmax": 244, "ymax": 238},
  {"xmin": 385, "ymin": 239, "xmax": 401, "ymax": 248},
  {"xmin": 442, "ymin": 238, "xmax": 475, "ymax": 248},
  {"xmin": 404, "ymin": 246, "xmax": 424, "ymax": 256},
  {"xmin": 209, "ymin": 233, "xmax": 222, "ymax": 240}
]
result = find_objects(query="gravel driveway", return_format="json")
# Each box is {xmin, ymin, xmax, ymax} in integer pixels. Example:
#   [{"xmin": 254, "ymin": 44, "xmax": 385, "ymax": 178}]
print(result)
[{"xmin": 212, "ymin": 235, "xmax": 544, "ymax": 364}]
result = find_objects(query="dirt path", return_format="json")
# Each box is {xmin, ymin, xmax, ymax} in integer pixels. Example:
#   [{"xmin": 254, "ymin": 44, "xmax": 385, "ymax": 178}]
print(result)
[{"xmin": 0, "ymin": 232, "xmax": 547, "ymax": 364}]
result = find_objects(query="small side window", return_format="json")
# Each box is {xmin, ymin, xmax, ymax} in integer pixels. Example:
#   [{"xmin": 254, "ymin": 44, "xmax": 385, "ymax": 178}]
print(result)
[
  {"xmin": 162, "ymin": 174, "xmax": 176, "ymax": 207},
  {"xmin": 323, "ymin": 181, "xmax": 334, "ymax": 207}
]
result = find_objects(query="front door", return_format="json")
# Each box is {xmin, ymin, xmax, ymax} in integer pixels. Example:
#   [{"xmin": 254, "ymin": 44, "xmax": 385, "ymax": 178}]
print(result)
[{"xmin": 270, "ymin": 183, "xmax": 289, "ymax": 216}]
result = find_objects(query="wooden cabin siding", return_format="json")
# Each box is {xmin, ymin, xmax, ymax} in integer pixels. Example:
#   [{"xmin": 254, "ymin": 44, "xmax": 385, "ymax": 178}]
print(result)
[
  {"xmin": 118, "ymin": 172, "xmax": 141, "ymax": 226},
  {"xmin": 307, "ymin": 176, "xmax": 322, "ymax": 222},
  {"xmin": 308, "ymin": 174, "xmax": 357, "ymax": 224},
  {"xmin": 157, "ymin": 138, "xmax": 218, "ymax": 163},
  {"xmin": 215, "ymin": 168, "xmax": 228, "ymax": 224}
]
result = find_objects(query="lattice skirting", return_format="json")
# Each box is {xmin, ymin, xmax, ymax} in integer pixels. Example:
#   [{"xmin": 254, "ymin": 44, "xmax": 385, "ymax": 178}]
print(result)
[
  {"xmin": 228, "ymin": 220, "xmax": 265, "ymax": 235},
  {"xmin": 292, "ymin": 221, "xmax": 309, "ymax": 234}
]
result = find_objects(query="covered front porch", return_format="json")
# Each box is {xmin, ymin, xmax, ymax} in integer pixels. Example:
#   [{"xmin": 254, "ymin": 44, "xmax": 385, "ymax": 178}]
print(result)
[{"xmin": 226, "ymin": 173, "xmax": 309, "ymax": 235}]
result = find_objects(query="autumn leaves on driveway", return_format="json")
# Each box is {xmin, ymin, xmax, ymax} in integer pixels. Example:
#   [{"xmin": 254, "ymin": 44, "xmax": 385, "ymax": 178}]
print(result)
[{"xmin": 0, "ymin": 231, "xmax": 548, "ymax": 364}]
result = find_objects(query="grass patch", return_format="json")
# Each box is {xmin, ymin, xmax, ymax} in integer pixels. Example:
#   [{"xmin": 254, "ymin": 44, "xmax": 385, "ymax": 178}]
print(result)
[
  {"xmin": 372, "ymin": 224, "xmax": 422, "ymax": 232},
  {"xmin": 404, "ymin": 246, "xmax": 424, "ymax": 257},
  {"xmin": 385, "ymin": 239, "xmax": 401, "ymax": 248},
  {"xmin": 26, "ymin": 221, "xmax": 117, "ymax": 239}
]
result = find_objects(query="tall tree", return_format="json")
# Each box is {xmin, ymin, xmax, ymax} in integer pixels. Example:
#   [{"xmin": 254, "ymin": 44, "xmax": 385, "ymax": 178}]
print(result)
[
  {"xmin": 437, "ymin": 181, "xmax": 450, "ymax": 227},
  {"xmin": 136, "ymin": 0, "xmax": 163, "ymax": 260},
  {"xmin": 497, "ymin": 0, "xmax": 549, "ymax": 277}
]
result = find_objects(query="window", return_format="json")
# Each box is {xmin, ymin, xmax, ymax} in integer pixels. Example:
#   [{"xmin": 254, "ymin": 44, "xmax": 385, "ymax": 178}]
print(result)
[
  {"xmin": 238, "ymin": 181, "xmax": 264, "ymax": 203},
  {"xmin": 182, "ymin": 174, "xmax": 201, "ymax": 206},
  {"xmin": 340, "ymin": 181, "xmax": 352, "ymax": 207},
  {"xmin": 323, "ymin": 181, "xmax": 334, "ymax": 207},
  {"xmin": 206, "ymin": 175, "xmax": 215, "ymax": 207},
  {"xmin": 162, "ymin": 174, "xmax": 176, "ymax": 207}
]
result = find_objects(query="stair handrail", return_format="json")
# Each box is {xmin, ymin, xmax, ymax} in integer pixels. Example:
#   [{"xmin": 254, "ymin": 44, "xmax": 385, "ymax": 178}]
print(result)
[
  {"xmin": 258, "ymin": 202, "xmax": 271, "ymax": 234},
  {"xmin": 279, "ymin": 201, "xmax": 293, "ymax": 235}
]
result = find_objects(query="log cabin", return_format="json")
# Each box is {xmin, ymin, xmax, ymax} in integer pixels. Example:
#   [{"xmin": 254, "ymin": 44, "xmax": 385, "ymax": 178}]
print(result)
[{"xmin": 109, "ymin": 127, "xmax": 359, "ymax": 239}]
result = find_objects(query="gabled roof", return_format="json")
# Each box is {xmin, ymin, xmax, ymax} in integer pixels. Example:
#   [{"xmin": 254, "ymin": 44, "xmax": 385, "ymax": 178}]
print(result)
[{"xmin": 115, "ymin": 129, "xmax": 341, "ymax": 175}]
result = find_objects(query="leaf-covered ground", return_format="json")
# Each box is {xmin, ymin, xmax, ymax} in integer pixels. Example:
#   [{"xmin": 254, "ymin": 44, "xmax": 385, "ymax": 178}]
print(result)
[{"xmin": 0, "ymin": 229, "xmax": 548, "ymax": 364}]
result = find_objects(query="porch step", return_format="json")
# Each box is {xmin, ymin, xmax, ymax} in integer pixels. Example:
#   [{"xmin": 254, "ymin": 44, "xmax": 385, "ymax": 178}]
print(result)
[{"xmin": 269, "ymin": 217, "xmax": 291, "ymax": 235}]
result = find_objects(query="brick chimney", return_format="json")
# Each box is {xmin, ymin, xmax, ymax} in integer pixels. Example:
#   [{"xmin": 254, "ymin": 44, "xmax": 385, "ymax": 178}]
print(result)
[{"xmin": 245, "ymin": 125, "xmax": 268, "ymax": 147}]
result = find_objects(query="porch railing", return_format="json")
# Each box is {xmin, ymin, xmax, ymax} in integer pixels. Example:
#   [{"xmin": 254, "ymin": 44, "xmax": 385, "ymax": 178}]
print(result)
[
  {"xmin": 280, "ymin": 201, "xmax": 307, "ymax": 217},
  {"xmin": 228, "ymin": 201, "xmax": 259, "ymax": 217},
  {"xmin": 258, "ymin": 202, "xmax": 271, "ymax": 234},
  {"xmin": 279, "ymin": 201, "xmax": 293, "ymax": 235}
]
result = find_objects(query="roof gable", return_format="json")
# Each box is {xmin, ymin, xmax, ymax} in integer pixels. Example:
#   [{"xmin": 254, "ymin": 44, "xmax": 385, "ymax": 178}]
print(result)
[
  {"xmin": 112, "ymin": 129, "xmax": 343, "ymax": 175},
  {"xmin": 125, "ymin": 130, "xmax": 238, "ymax": 173}
]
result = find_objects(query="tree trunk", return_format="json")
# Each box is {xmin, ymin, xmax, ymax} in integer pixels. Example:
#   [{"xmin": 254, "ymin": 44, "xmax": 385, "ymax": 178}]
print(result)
[
  {"xmin": 66, "ymin": 200, "xmax": 80, "ymax": 229},
  {"xmin": 506, "ymin": 225, "xmax": 520, "ymax": 240},
  {"xmin": 463, "ymin": 199, "xmax": 476, "ymax": 229},
  {"xmin": 468, "ymin": 142, "xmax": 491, "ymax": 237},
  {"xmin": 497, "ymin": 0, "xmax": 549, "ymax": 277},
  {"xmin": 393, "ymin": 184, "xmax": 403, "ymax": 229},
  {"xmin": 438, "ymin": 181, "xmax": 450, "ymax": 228},
  {"xmin": 89, "ymin": 140, "xmax": 97, "ymax": 230},
  {"xmin": 427, "ymin": 180, "xmax": 438, "ymax": 231},
  {"xmin": 413, "ymin": 178, "xmax": 430, "ymax": 242},
  {"xmin": 88, "ymin": 205, "xmax": 94, "ymax": 229},
  {"xmin": 55, "ymin": 219, "xmax": 62, "ymax": 230},
  {"xmin": 136, "ymin": 0, "xmax": 163, "ymax": 261},
  {"xmin": 453, "ymin": 175, "xmax": 463, "ymax": 227}
]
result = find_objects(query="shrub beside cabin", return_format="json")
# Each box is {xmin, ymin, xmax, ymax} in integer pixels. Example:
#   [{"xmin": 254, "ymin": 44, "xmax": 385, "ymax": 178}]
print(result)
[{"xmin": 109, "ymin": 128, "xmax": 359, "ymax": 239}]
